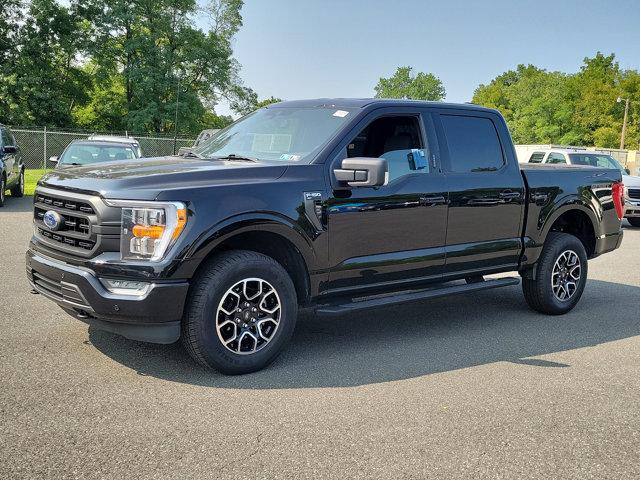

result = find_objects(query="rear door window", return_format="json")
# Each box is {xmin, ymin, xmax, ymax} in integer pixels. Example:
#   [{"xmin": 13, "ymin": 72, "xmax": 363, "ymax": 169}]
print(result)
[
  {"xmin": 440, "ymin": 114, "xmax": 504, "ymax": 173},
  {"xmin": 547, "ymin": 153, "xmax": 567, "ymax": 164}
]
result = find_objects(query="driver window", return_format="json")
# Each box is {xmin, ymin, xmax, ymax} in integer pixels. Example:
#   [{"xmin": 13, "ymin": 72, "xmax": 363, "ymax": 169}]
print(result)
[{"xmin": 346, "ymin": 116, "xmax": 427, "ymax": 182}]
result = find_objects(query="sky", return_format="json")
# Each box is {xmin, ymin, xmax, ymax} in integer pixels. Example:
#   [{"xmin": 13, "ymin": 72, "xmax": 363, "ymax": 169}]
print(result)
[{"xmin": 216, "ymin": 0, "xmax": 640, "ymax": 116}]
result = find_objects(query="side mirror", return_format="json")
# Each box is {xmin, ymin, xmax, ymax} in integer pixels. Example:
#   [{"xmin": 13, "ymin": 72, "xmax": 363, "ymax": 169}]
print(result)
[
  {"xmin": 334, "ymin": 157, "xmax": 388, "ymax": 188},
  {"xmin": 625, "ymin": 168, "xmax": 631, "ymax": 175},
  {"xmin": 3, "ymin": 145, "xmax": 17, "ymax": 154},
  {"xmin": 49, "ymin": 156, "xmax": 59, "ymax": 164}
]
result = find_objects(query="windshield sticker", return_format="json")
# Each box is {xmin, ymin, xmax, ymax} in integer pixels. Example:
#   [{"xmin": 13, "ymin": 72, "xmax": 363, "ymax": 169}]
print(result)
[
  {"xmin": 280, "ymin": 154, "xmax": 301, "ymax": 161},
  {"xmin": 333, "ymin": 110, "xmax": 349, "ymax": 118}
]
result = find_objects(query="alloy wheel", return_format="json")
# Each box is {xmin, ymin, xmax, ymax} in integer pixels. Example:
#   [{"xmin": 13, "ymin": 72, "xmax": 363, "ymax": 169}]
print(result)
[
  {"xmin": 216, "ymin": 278, "xmax": 281, "ymax": 355},
  {"xmin": 551, "ymin": 249, "xmax": 581, "ymax": 301}
]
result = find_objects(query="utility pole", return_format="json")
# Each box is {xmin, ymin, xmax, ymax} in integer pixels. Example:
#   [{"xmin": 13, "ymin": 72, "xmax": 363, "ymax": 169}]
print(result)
[
  {"xmin": 173, "ymin": 74, "xmax": 181, "ymax": 155},
  {"xmin": 617, "ymin": 97, "xmax": 630, "ymax": 150}
]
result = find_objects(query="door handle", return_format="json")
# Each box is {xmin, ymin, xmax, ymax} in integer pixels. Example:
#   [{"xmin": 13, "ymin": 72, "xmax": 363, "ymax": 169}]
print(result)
[{"xmin": 419, "ymin": 195, "xmax": 447, "ymax": 206}]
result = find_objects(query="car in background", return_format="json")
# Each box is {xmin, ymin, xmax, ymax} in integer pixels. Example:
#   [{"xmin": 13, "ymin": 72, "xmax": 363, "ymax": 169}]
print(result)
[
  {"xmin": 524, "ymin": 147, "xmax": 640, "ymax": 227},
  {"xmin": 50, "ymin": 139, "xmax": 141, "ymax": 168},
  {"xmin": 0, "ymin": 124, "xmax": 25, "ymax": 207},
  {"xmin": 87, "ymin": 134, "xmax": 143, "ymax": 158},
  {"xmin": 177, "ymin": 129, "xmax": 220, "ymax": 157}
]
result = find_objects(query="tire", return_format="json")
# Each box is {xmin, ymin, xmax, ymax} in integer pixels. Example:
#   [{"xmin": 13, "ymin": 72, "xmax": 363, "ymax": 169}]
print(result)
[
  {"xmin": 0, "ymin": 176, "xmax": 5, "ymax": 207},
  {"xmin": 10, "ymin": 169, "xmax": 24, "ymax": 198},
  {"xmin": 182, "ymin": 250, "xmax": 298, "ymax": 374},
  {"xmin": 522, "ymin": 232, "xmax": 588, "ymax": 315},
  {"xmin": 628, "ymin": 218, "xmax": 640, "ymax": 228}
]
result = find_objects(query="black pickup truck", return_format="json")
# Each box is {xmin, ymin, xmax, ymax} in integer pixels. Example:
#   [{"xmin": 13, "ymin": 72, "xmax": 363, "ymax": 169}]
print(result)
[{"xmin": 26, "ymin": 99, "xmax": 625, "ymax": 374}]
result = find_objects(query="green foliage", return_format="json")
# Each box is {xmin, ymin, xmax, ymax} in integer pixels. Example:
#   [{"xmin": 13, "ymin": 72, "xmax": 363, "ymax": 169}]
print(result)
[
  {"xmin": 473, "ymin": 53, "xmax": 640, "ymax": 149},
  {"xmin": 255, "ymin": 97, "xmax": 283, "ymax": 109},
  {"xmin": 0, "ymin": 0, "xmax": 91, "ymax": 126},
  {"xmin": 375, "ymin": 66, "xmax": 445, "ymax": 101},
  {"xmin": 0, "ymin": 0, "xmax": 277, "ymax": 135}
]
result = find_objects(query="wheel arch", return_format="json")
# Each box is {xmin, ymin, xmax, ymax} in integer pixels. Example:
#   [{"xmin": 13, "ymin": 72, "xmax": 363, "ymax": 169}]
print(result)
[
  {"xmin": 186, "ymin": 213, "xmax": 317, "ymax": 304},
  {"xmin": 543, "ymin": 205, "xmax": 597, "ymax": 258}
]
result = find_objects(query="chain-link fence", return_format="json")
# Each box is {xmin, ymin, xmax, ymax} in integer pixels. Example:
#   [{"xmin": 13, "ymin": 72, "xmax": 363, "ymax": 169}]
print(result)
[{"xmin": 11, "ymin": 127, "xmax": 196, "ymax": 169}]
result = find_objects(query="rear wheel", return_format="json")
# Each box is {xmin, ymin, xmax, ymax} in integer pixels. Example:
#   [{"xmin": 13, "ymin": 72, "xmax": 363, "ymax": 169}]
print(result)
[
  {"xmin": 10, "ymin": 169, "xmax": 24, "ymax": 197},
  {"xmin": 628, "ymin": 218, "xmax": 640, "ymax": 228},
  {"xmin": 522, "ymin": 232, "xmax": 588, "ymax": 315},
  {"xmin": 182, "ymin": 250, "xmax": 298, "ymax": 374}
]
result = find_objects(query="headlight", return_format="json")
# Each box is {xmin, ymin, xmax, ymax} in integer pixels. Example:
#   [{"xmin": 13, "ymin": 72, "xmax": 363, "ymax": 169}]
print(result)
[{"xmin": 104, "ymin": 200, "xmax": 187, "ymax": 261}]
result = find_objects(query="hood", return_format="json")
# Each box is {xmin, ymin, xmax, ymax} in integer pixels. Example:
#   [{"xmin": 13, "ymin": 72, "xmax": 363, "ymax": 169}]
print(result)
[
  {"xmin": 39, "ymin": 156, "xmax": 289, "ymax": 200},
  {"xmin": 623, "ymin": 173, "xmax": 640, "ymax": 188}
]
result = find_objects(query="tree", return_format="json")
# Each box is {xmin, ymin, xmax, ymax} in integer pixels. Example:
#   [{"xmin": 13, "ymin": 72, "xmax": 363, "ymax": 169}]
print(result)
[
  {"xmin": 75, "ymin": 0, "xmax": 252, "ymax": 134},
  {"xmin": 472, "ymin": 53, "xmax": 640, "ymax": 149},
  {"xmin": 0, "ymin": 0, "xmax": 90, "ymax": 126},
  {"xmin": 374, "ymin": 66, "xmax": 445, "ymax": 101},
  {"xmin": 255, "ymin": 97, "xmax": 283, "ymax": 109}
]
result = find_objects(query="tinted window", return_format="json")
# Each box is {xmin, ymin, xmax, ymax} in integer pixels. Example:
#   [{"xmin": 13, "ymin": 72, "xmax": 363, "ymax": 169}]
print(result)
[
  {"xmin": 441, "ymin": 115, "xmax": 504, "ymax": 172},
  {"xmin": 60, "ymin": 144, "xmax": 137, "ymax": 165},
  {"xmin": 195, "ymin": 107, "xmax": 354, "ymax": 163},
  {"xmin": 528, "ymin": 152, "xmax": 545, "ymax": 163},
  {"xmin": 569, "ymin": 153, "xmax": 625, "ymax": 172},
  {"xmin": 346, "ymin": 116, "xmax": 428, "ymax": 182},
  {"xmin": 547, "ymin": 153, "xmax": 566, "ymax": 164}
]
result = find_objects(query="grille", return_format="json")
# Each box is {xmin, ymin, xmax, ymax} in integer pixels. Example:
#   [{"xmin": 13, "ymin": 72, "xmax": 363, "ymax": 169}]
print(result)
[
  {"xmin": 32, "ymin": 271, "xmax": 63, "ymax": 300},
  {"xmin": 33, "ymin": 189, "xmax": 99, "ymax": 255},
  {"xmin": 34, "ymin": 207, "xmax": 90, "ymax": 234},
  {"xmin": 35, "ymin": 193, "xmax": 95, "ymax": 213},
  {"xmin": 37, "ymin": 227, "xmax": 95, "ymax": 250},
  {"xmin": 33, "ymin": 187, "xmax": 122, "ymax": 259},
  {"xmin": 30, "ymin": 270, "xmax": 89, "ymax": 307},
  {"xmin": 628, "ymin": 189, "xmax": 640, "ymax": 200}
]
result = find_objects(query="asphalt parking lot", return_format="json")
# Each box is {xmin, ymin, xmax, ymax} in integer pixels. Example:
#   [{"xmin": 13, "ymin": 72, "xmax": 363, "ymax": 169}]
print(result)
[{"xmin": 1, "ymin": 195, "xmax": 639, "ymax": 479}]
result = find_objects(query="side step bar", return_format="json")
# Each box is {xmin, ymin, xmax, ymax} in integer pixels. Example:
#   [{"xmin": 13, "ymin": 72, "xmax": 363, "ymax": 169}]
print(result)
[{"xmin": 315, "ymin": 277, "xmax": 520, "ymax": 317}]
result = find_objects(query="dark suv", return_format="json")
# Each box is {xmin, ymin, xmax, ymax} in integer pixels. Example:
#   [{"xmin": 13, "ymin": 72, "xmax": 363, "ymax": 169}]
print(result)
[{"xmin": 0, "ymin": 124, "xmax": 25, "ymax": 206}]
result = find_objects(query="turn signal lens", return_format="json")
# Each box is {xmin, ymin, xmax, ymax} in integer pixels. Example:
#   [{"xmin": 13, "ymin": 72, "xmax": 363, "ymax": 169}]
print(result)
[
  {"xmin": 172, "ymin": 208, "xmax": 187, "ymax": 240},
  {"xmin": 132, "ymin": 224, "xmax": 165, "ymax": 239}
]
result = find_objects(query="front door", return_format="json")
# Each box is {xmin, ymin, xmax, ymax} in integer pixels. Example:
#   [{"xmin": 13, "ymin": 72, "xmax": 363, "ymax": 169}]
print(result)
[{"xmin": 325, "ymin": 109, "xmax": 448, "ymax": 294}]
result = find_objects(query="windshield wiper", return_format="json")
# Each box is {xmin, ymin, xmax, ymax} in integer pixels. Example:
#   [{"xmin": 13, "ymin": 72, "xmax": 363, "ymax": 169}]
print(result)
[{"xmin": 210, "ymin": 154, "xmax": 258, "ymax": 163}]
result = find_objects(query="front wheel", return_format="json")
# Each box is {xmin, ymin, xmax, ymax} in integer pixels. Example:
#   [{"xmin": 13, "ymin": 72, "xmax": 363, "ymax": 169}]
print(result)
[
  {"xmin": 182, "ymin": 250, "xmax": 298, "ymax": 374},
  {"xmin": 627, "ymin": 218, "xmax": 640, "ymax": 228},
  {"xmin": 522, "ymin": 232, "xmax": 588, "ymax": 315},
  {"xmin": 10, "ymin": 169, "xmax": 24, "ymax": 197}
]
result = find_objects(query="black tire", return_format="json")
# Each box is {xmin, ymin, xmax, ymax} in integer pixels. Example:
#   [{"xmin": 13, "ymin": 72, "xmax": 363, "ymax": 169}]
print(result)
[
  {"xmin": 0, "ymin": 176, "xmax": 5, "ymax": 207},
  {"xmin": 522, "ymin": 232, "xmax": 588, "ymax": 315},
  {"xmin": 627, "ymin": 218, "xmax": 640, "ymax": 228},
  {"xmin": 182, "ymin": 250, "xmax": 298, "ymax": 374},
  {"xmin": 10, "ymin": 169, "xmax": 24, "ymax": 197}
]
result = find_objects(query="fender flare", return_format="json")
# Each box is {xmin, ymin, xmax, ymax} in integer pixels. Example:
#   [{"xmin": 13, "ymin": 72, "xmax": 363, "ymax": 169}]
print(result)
[
  {"xmin": 538, "ymin": 196, "xmax": 601, "ymax": 243},
  {"xmin": 185, "ymin": 211, "xmax": 319, "ymax": 272}
]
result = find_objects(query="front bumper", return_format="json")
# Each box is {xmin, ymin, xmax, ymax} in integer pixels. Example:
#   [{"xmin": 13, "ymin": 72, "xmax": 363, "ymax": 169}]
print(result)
[
  {"xmin": 26, "ymin": 250, "xmax": 188, "ymax": 343},
  {"xmin": 624, "ymin": 198, "xmax": 640, "ymax": 218}
]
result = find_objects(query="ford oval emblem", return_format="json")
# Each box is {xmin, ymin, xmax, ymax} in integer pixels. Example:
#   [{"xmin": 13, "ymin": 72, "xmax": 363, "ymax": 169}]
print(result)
[{"xmin": 43, "ymin": 210, "xmax": 62, "ymax": 231}]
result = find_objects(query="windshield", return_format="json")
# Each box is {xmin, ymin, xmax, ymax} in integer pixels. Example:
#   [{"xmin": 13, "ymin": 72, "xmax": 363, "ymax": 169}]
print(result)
[
  {"xmin": 60, "ymin": 144, "xmax": 137, "ymax": 165},
  {"xmin": 569, "ymin": 153, "xmax": 626, "ymax": 173},
  {"xmin": 193, "ymin": 107, "xmax": 355, "ymax": 163}
]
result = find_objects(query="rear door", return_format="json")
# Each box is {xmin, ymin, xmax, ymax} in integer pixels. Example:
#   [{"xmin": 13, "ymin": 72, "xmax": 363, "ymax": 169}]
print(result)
[{"xmin": 432, "ymin": 109, "xmax": 525, "ymax": 275}]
